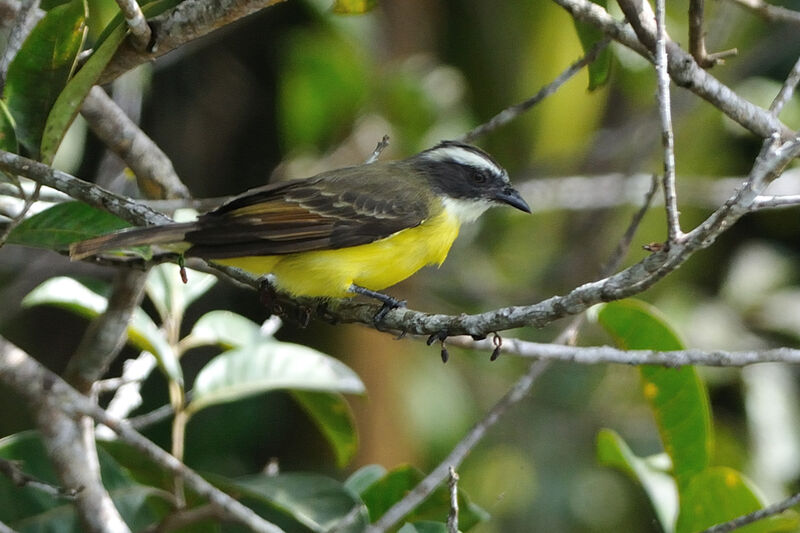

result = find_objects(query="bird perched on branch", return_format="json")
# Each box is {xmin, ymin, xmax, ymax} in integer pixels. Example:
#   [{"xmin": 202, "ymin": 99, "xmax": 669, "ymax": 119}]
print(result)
[{"xmin": 70, "ymin": 141, "xmax": 530, "ymax": 318}]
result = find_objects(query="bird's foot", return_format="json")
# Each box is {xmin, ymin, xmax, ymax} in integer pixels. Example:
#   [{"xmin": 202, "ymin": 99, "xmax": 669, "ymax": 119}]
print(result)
[{"xmin": 348, "ymin": 285, "xmax": 407, "ymax": 328}]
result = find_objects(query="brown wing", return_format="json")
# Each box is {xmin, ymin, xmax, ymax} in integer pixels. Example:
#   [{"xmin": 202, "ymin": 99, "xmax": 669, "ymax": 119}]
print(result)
[{"xmin": 184, "ymin": 163, "xmax": 432, "ymax": 259}]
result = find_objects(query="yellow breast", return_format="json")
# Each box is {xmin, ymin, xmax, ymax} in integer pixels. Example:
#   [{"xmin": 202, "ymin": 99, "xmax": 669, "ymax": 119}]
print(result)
[{"xmin": 214, "ymin": 208, "xmax": 461, "ymax": 298}]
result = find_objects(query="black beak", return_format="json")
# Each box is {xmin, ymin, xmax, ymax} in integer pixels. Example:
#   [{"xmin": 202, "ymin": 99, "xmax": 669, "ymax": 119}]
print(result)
[{"xmin": 495, "ymin": 187, "xmax": 531, "ymax": 213}]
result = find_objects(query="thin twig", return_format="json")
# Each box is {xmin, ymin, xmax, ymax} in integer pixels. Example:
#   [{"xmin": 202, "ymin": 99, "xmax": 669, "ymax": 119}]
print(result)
[
  {"xmin": 446, "ymin": 337, "xmax": 800, "ymax": 367},
  {"xmin": 446, "ymin": 467, "xmax": 459, "ymax": 533},
  {"xmin": 699, "ymin": 490, "xmax": 800, "ymax": 532},
  {"xmin": 724, "ymin": 0, "xmax": 800, "ymax": 25},
  {"xmin": 0, "ymin": 181, "xmax": 40, "ymax": 246},
  {"xmin": 654, "ymin": 0, "xmax": 683, "ymax": 243},
  {"xmin": 364, "ymin": 135, "xmax": 390, "ymax": 164},
  {"xmin": 461, "ymin": 38, "xmax": 610, "ymax": 143},
  {"xmin": 751, "ymin": 194, "xmax": 800, "ymax": 209},
  {"xmin": 769, "ymin": 55, "xmax": 800, "ymax": 116},
  {"xmin": 366, "ymin": 360, "xmax": 550, "ymax": 532},
  {"xmin": 0, "ymin": 457, "xmax": 80, "ymax": 499},
  {"xmin": 688, "ymin": 0, "xmax": 737, "ymax": 67},
  {"xmin": 113, "ymin": 0, "xmax": 151, "ymax": 51}
]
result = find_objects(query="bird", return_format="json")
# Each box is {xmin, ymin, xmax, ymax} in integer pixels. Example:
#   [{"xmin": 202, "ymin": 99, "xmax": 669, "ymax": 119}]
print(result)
[{"xmin": 70, "ymin": 140, "xmax": 531, "ymax": 316}]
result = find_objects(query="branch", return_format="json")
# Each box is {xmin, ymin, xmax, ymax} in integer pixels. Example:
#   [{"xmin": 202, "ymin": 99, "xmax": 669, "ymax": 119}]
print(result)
[
  {"xmin": 0, "ymin": 0, "xmax": 41, "ymax": 89},
  {"xmin": 0, "ymin": 150, "xmax": 172, "ymax": 227},
  {"xmin": 98, "ymin": 0, "xmax": 287, "ymax": 84},
  {"xmin": 461, "ymin": 38, "xmax": 610, "ymax": 143},
  {"xmin": 0, "ymin": 457, "xmax": 79, "ymax": 499},
  {"xmin": 446, "ymin": 467, "xmax": 459, "ymax": 533},
  {"xmin": 81, "ymin": 87, "xmax": 191, "ymax": 201},
  {"xmin": 446, "ymin": 336, "xmax": 800, "ymax": 367},
  {"xmin": 0, "ymin": 336, "xmax": 285, "ymax": 533},
  {"xmin": 552, "ymin": 0, "xmax": 793, "ymax": 140},
  {"xmin": 366, "ymin": 360, "xmax": 550, "ymax": 532},
  {"xmin": 653, "ymin": 0, "xmax": 683, "ymax": 243},
  {"xmin": 113, "ymin": 0, "xmax": 151, "ymax": 51},
  {"xmin": 689, "ymin": 0, "xmax": 737, "ymax": 67},
  {"xmin": 724, "ymin": 0, "xmax": 800, "ymax": 25},
  {"xmin": 63, "ymin": 269, "xmax": 147, "ymax": 392},
  {"xmin": 700, "ymin": 490, "xmax": 800, "ymax": 532}
]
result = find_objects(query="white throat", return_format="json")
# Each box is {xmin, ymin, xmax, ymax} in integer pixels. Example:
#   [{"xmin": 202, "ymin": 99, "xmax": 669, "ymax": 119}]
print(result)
[{"xmin": 441, "ymin": 196, "xmax": 494, "ymax": 224}]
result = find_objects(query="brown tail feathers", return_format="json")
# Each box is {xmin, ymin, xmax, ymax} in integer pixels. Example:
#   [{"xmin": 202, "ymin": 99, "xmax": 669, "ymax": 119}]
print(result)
[{"xmin": 69, "ymin": 223, "xmax": 195, "ymax": 261}]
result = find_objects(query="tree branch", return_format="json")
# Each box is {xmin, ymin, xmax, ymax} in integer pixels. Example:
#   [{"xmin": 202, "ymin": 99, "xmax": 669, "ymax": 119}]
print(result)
[
  {"xmin": 724, "ymin": 0, "xmax": 800, "ymax": 25},
  {"xmin": 0, "ymin": 336, "xmax": 285, "ymax": 533},
  {"xmin": 98, "ymin": 0, "xmax": 287, "ymax": 84},
  {"xmin": 113, "ymin": 0, "xmax": 151, "ymax": 51},
  {"xmin": 552, "ymin": 0, "xmax": 793, "ymax": 140},
  {"xmin": 700, "ymin": 490, "xmax": 800, "ymax": 532},
  {"xmin": 81, "ymin": 87, "xmax": 191, "ymax": 201}
]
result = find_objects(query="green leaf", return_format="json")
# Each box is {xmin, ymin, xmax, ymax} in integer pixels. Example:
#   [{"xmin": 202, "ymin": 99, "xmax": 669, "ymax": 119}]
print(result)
[
  {"xmin": 22, "ymin": 277, "xmax": 183, "ymax": 386},
  {"xmin": 4, "ymin": 0, "xmax": 87, "ymax": 157},
  {"xmin": 398, "ymin": 522, "xmax": 448, "ymax": 533},
  {"xmin": 6, "ymin": 201, "xmax": 130, "ymax": 250},
  {"xmin": 596, "ymin": 428, "xmax": 677, "ymax": 533},
  {"xmin": 291, "ymin": 390, "xmax": 359, "ymax": 468},
  {"xmin": 188, "ymin": 310, "xmax": 264, "ymax": 350},
  {"xmin": 187, "ymin": 341, "xmax": 365, "ymax": 415},
  {"xmin": 0, "ymin": 431, "xmax": 169, "ymax": 531},
  {"xmin": 345, "ymin": 464, "xmax": 387, "ymax": 496},
  {"xmin": 675, "ymin": 467, "xmax": 799, "ymax": 533},
  {"xmin": 210, "ymin": 472, "xmax": 369, "ymax": 532},
  {"xmin": 40, "ymin": 22, "xmax": 127, "ymax": 163},
  {"xmin": 0, "ymin": 99, "xmax": 18, "ymax": 152},
  {"xmin": 360, "ymin": 465, "xmax": 489, "ymax": 529},
  {"xmin": 596, "ymin": 300, "xmax": 712, "ymax": 491},
  {"xmin": 146, "ymin": 263, "xmax": 217, "ymax": 323},
  {"xmin": 572, "ymin": 0, "xmax": 611, "ymax": 90},
  {"xmin": 332, "ymin": 0, "xmax": 378, "ymax": 14}
]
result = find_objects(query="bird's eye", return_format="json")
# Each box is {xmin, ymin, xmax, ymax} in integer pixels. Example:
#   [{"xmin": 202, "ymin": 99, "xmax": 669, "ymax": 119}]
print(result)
[{"xmin": 472, "ymin": 171, "xmax": 488, "ymax": 184}]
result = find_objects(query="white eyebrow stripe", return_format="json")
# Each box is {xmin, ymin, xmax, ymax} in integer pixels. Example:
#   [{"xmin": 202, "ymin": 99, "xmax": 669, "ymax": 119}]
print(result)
[{"xmin": 423, "ymin": 146, "xmax": 507, "ymax": 181}]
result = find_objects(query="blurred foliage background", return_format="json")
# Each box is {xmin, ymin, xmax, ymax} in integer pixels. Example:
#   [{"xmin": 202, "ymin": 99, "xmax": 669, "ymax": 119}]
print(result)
[{"xmin": 2, "ymin": 0, "xmax": 800, "ymax": 531}]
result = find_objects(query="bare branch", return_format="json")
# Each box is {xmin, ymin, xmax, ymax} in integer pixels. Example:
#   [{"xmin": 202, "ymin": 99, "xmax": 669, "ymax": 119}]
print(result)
[
  {"xmin": 725, "ymin": 0, "xmax": 800, "ymax": 25},
  {"xmin": 364, "ymin": 135, "xmax": 390, "ymax": 164},
  {"xmin": 770, "ymin": 55, "xmax": 800, "ymax": 116},
  {"xmin": 699, "ymin": 491, "xmax": 800, "ymax": 532},
  {"xmin": 552, "ymin": 0, "xmax": 793, "ymax": 140},
  {"xmin": 113, "ymin": 0, "xmax": 151, "ymax": 51},
  {"xmin": 63, "ymin": 269, "xmax": 147, "ymax": 392},
  {"xmin": 367, "ymin": 360, "xmax": 550, "ymax": 532},
  {"xmin": 461, "ymin": 38, "xmax": 610, "ymax": 143},
  {"xmin": 81, "ymin": 87, "xmax": 191, "ymax": 200},
  {"xmin": 446, "ymin": 467, "xmax": 459, "ymax": 533},
  {"xmin": 0, "ymin": 457, "xmax": 79, "ymax": 499},
  {"xmin": 99, "ymin": 0, "xmax": 287, "ymax": 84},
  {"xmin": 752, "ymin": 194, "xmax": 800, "ymax": 209},
  {"xmin": 0, "ymin": 336, "xmax": 285, "ymax": 533},
  {"xmin": 447, "ymin": 336, "xmax": 800, "ymax": 367},
  {"xmin": 689, "ymin": 0, "xmax": 737, "ymax": 67},
  {"xmin": 0, "ymin": 150, "xmax": 172, "ymax": 227},
  {"xmin": 654, "ymin": 0, "xmax": 683, "ymax": 243}
]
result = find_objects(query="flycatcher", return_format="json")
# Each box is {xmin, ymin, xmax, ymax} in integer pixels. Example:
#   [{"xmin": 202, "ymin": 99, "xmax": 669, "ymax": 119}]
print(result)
[{"xmin": 70, "ymin": 141, "xmax": 530, "ymax": 313}]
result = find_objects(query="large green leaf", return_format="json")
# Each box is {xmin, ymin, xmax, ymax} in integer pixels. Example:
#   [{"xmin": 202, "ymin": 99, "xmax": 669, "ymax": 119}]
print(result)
[
  {"xmin": 22, "ymin": 276, "xmax": 183, "ymax": 386},
  {"xmin": 210, "ymin": 472, "xmax": 369, "ymax": 532},
  {"xmin": 291, "ymin": 390, "xmax": 359, "ymax": 468},
  {"xmin": 360, "ymin": 465, "xmax": 488, "ymax": 530},
  {"xmin": 4, "ymin": 0, "xmax": 87, "ymax": 157},
  {"xmin": 187, "ymin": 341, "xmax": 365, "ymax": 414},
  {"xmin": 6, "ymin": 201, "xmax": 130, "ymax": 250},
  {"xmin": 40, "ymin": 22, "xmax": 127, "ymax": 163},
  {"xmin": 597, "ymin": 300, "xmax": 712, "ymax": 491},
  {"xmin": 0, "ymin": 431, "xmax": 169, "ymax": 531},
  {"xmin": 675, "ymin": 467, "xmax": 798, "ymax": 533},
  {"xmin": 597, "ymin": 428, "xmax": 677, "ymax": 533}
]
